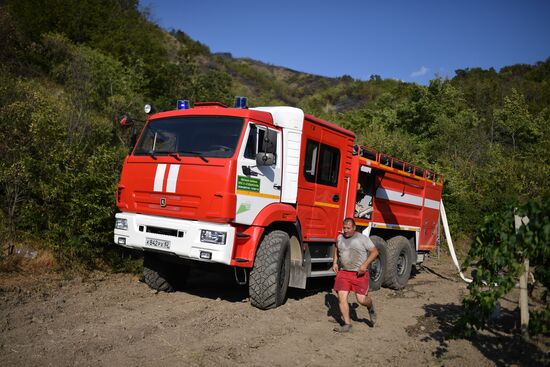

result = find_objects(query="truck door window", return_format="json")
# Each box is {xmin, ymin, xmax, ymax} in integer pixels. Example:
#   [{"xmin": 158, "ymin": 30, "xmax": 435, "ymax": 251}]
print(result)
[
  {"xmin": 304, "ymin": 140, "xmax": 340, "ymax": 187},
  {"xmin": 317, "ymin": 144, "xmax": 340, "ymax": 186},
  {"xmin": 355, "ymin": 168, "xmax": 375, "ymax": 219},
  {"xmin": 304, "ymin": 140, "xmax": 318, "ymax": 182},
  {"xmin": 243, "ymin": 124, "xmax": 277, "ymax": 161},
  {"xmin": 244, "ymin": 124, "xmax": 257, "ymax": 159}
]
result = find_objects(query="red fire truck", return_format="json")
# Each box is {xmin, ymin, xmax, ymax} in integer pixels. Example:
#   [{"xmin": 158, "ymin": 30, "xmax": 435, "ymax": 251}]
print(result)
[{"xmin": 114, "ymin": 98, "xmax": 443, "ymax": 309}]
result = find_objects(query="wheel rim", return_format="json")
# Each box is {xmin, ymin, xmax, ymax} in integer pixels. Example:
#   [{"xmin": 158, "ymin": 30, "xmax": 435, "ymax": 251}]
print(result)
[
  {"xmin": 370, "ymin": 257, "xmax": 381, "ymax": 282},
  {"xmin": 397, "ymin": 250, "xmax": 407, "ymax": 276}
]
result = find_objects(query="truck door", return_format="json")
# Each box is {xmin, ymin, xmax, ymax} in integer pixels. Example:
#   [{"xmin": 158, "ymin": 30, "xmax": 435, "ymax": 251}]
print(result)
[
  {"xmin": 302, "ymin": 139, "xmax": 343, "ymax": 239},
  {"xmin": 235, "ymin": 122, "xmax": 282, "ymax": 225}
]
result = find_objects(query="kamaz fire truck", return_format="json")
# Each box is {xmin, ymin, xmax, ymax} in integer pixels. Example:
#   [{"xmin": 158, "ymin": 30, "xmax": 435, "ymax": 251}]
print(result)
[{"xmin": 114, "ymin": 98, "xmax": 443, "ymax": 309}]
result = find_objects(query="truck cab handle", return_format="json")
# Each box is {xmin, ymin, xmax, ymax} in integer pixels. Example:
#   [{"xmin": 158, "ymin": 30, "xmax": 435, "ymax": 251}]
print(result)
[
  {"xmin": 242, "ymin": 166, "xmax": 258, "ymax": 177},
  {"xmin": 332, "ymin": 194, "xmax": 340, "ymax": 202}
]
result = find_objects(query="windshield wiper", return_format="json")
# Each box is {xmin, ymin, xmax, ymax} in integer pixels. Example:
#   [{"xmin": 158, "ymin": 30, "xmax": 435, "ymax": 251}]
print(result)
[
  {"xmin": 178, "ymin": 151, "xmax": 209, "ymax": 163},
  {"xmin": 148, "ymin": 150, "xmax": 157, "ymax": 160},
  {"xmin": 168, "ymin": 152, "xmax": 181, "ymax": 161}
]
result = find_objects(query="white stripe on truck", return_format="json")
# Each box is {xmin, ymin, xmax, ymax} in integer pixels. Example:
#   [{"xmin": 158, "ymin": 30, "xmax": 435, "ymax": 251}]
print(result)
[{"xmin": 154, "ymin": 164, "xmax": 167, "ymax": 192}]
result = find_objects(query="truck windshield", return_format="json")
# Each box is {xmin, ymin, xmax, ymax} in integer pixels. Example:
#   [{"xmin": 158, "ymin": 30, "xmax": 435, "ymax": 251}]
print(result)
[{"xmin": 134, "ymin": 116, "xmax": 244, "ymax": 158}]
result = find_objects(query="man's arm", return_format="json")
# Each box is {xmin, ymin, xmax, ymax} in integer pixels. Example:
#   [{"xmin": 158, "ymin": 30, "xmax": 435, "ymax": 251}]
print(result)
[
  {"xmin": 357, "ymin": 246, "xmax": 378, "ymax": 275},
  {"xmin": 332, "ymin": 244, "xmax": 339, "ymax": 273}
]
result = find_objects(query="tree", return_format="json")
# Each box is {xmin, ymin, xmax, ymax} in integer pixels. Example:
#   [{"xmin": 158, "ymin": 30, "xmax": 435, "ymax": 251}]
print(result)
[
  {"xmin": 457, "ymin": 198, "xmax": 550, "ymax": 336},
  {"xmin": 493, "ymin": 89, "xmax": 541, "ymax": 152},
  {"xmin": 0, "ymin": 71, "xmax": 63, "ymax": 256}
]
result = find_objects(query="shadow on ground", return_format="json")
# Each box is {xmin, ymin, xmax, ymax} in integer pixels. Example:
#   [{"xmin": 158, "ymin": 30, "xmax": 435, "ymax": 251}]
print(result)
[
  {"xmin": 172, "ymin": 267, "xmax": 248, "ymax": 302},
  {"xmin": 418, "ymin": 264, "xmax": 457, "ymax": 282},
  {"xmin": 322, "ymin": 291, "xmax": 375, "ymax": 327},
  {"xmin": 165, "ymin": 267, "xmax": 334, "ymax": 305},
  {"xmin": 409, "ymin": 303, "xmax": 549, "ymax": 366},
  {"xmin": 288, "ymin": 276, "xmax": 334, "ymax": 301}
]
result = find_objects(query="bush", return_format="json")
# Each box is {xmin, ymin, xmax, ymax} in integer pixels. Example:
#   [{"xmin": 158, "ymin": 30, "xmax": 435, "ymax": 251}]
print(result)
[{"xmin": 457, "ymin": 198, "xmax": 550, "ymax": 336}]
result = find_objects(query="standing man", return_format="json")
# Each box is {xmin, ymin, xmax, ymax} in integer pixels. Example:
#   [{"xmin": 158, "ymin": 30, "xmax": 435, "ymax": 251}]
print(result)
[{"xmin": 332, "ymin": 218, "xmax": 378, "ymax": 332}]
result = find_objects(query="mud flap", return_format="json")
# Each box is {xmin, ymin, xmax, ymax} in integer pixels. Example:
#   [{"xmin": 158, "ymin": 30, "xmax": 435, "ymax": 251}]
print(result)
[{"xmin": 289, "ymin": 251, "xmax": 310, "ymax": 289}]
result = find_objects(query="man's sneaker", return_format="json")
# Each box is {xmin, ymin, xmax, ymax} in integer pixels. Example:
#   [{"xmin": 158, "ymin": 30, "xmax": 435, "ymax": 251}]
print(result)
[
  {"xmin": 333, "ymin": 324, "xmax": 352, "ymax": 332},
  {"xmin": 368, "ymin": 305, "xmax": 377, "ymax": 325}
]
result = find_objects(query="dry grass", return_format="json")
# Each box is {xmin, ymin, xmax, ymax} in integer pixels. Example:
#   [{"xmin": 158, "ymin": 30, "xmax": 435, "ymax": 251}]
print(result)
[{"xmin": 0, "ymin": 249, "xmax": 57, "ymax": 273}]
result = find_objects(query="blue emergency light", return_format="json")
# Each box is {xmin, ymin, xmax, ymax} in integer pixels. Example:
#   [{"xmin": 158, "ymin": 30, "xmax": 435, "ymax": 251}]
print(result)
[
  {"xmin": 177, "ymin": 99, "xmax": 190, "ymax": 110},
  {"xmin": 235, "ymin": 96, "xmax": 248, "ymax": 109}
]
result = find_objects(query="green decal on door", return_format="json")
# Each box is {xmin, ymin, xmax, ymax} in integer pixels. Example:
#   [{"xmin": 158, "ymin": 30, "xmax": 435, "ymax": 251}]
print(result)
[{"xmin": 237, "ymin": 176, "xmax": 261, "ymax": 193}]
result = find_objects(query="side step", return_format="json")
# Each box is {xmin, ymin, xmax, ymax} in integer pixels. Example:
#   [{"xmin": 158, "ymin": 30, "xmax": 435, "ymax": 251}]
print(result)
[
  {"xmin": 309, "ymin": 270, "xmax": 336, "ymax": 278},
  {"xmin": 308, "ymin": 256, "xmax": 335, "ymax": 278},
  {"xmin": 308, "ymin": 252, "xmax": 336, "ymax": 278},
  {"xmin": 311, "ymin": 257, "xmax": 333, "ymax": 263}
]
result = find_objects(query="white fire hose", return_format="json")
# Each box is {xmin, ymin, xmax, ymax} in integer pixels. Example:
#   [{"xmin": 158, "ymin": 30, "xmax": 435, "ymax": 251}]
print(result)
[
  {"xmin": 361, "ymin": 200, "xmax": 472, "ymax": 283},
  {"xmin": 440, "ymin": 200, "xmax": 473, "ymax": 283}
]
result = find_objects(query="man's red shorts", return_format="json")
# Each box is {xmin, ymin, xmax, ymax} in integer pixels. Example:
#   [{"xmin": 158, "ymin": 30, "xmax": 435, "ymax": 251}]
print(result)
[{"xmin": 333, "ymin": 270, "xmax": 370, "ymax": 295}]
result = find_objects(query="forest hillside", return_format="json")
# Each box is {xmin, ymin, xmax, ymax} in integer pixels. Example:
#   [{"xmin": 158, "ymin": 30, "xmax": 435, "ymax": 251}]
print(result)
[{"xmin": 0, "ymin": 0, "xmax": 548, "ymax": 268}]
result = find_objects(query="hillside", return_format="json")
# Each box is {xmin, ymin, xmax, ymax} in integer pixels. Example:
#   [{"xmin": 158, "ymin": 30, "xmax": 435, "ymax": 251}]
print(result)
[{"xmin": 0, "ymin": 0, "xmax": 549, "ymax": 268}]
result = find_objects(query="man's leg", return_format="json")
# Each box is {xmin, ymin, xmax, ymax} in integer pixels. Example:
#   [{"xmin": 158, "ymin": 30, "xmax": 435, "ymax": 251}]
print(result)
[
  {"xmin": 356, "ymin": 293, "xmax": 372, "ymax": 308},
  {"xmin": 337, "ymin": 290, "xmax": 351, "ymax": 325},
  {"xmin": 356, "ymin": 293, "xmax": 376, "ymax": 324}
]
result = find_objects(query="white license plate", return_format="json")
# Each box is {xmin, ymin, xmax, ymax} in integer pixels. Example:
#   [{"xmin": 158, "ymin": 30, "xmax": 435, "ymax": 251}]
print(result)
[{"xmin": 145, "ymin": 238, "xmax": 170, "ymax": 249}]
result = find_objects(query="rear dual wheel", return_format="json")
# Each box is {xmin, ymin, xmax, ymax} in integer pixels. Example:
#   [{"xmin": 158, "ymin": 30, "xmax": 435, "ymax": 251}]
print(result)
[
  {"xmin": 383, "ymin": 236, "xmax": 414, "ymax": 290},
  {"xmin": 368, "ymin": 235, "xmax": 387, "ymax": 291}
]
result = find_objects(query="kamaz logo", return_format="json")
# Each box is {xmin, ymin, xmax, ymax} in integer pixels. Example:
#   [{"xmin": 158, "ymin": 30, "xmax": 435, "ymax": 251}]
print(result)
[{"xmin": 160, "ymin": 198, "xmax": 166, "ymax": 207}]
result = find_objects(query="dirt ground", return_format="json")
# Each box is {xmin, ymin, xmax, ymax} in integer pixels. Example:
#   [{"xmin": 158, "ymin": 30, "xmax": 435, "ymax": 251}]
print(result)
[{"xmin": 1, "ymin": 253, "xmax": 548, "ymax": 367}]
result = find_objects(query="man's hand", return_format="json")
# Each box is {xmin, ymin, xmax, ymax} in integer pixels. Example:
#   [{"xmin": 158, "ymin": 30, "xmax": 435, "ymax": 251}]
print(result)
[
  {"xmin": 332, "ymin": 262, "xmax": 339, "ymax": 273},
  {"xmin": 357, "ymin": 263, "xmax": 368, "ymax": 275}
]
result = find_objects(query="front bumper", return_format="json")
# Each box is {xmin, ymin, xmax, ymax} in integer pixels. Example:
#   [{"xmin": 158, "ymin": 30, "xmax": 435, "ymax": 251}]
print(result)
[{"xmin": 114, "ymin": 212, "xmax": 236, "ymax": 265}]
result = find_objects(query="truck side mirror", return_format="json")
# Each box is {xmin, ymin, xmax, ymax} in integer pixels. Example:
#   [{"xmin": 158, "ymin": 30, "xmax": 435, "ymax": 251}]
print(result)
[
  {"xmin": 117, "ymin": 114, "xmax": 138, "ymax": 151},
  {"xmin": 119, "ymin": 115, "xmax": 132, "ymax": 127},
  {"xmin": 265, "ymin": 129, "xmax": 277, "ymax": 154},
  {"xmin": 256, "ymin": 152, "xmax": 275, "ymax": 166}
]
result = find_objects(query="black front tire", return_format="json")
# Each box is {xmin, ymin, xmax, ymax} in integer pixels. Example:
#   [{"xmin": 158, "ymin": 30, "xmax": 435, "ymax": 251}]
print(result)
[
  {"xmin": 143, "ymin": 253, "xmax": 188, "ymax": 292},
  {"xmin": 369, "ymin": 235, "xmax": 387, "ymax": 291},
  {"xmin": 383, "ymin": 236, "xmax": 413, "ymax": 289},
  {"xmin": 249, "ymin": 230, "xmax": 291, "ymax": 310}
]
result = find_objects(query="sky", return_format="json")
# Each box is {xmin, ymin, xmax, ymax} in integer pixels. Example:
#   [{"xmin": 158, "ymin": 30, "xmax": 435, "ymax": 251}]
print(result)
[{"xmin": 142, "ymin": 0, "xmax": 550, "ymax": 85}]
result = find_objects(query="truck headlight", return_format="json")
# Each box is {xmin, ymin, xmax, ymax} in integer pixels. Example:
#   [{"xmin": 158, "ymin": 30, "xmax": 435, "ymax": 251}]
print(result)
[
  {"xmin": 115, "ymin": 218, "xmax": 128, "ymax": 230},
  {"xmin": 200, "ymin": 230, "xmax": 227, "ymax": 245}
]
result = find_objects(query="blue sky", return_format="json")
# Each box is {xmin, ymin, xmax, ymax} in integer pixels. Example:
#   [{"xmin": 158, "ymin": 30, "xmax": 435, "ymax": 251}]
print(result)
[{"xmin": 142, "ymin": 0, "xmax": 550, "ymax": 85}]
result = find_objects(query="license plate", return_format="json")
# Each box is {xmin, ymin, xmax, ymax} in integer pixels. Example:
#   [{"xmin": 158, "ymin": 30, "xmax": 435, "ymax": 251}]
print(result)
[{"xmin": 145, "ymin": 238, "xmax": 170, "ymax": 250}]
